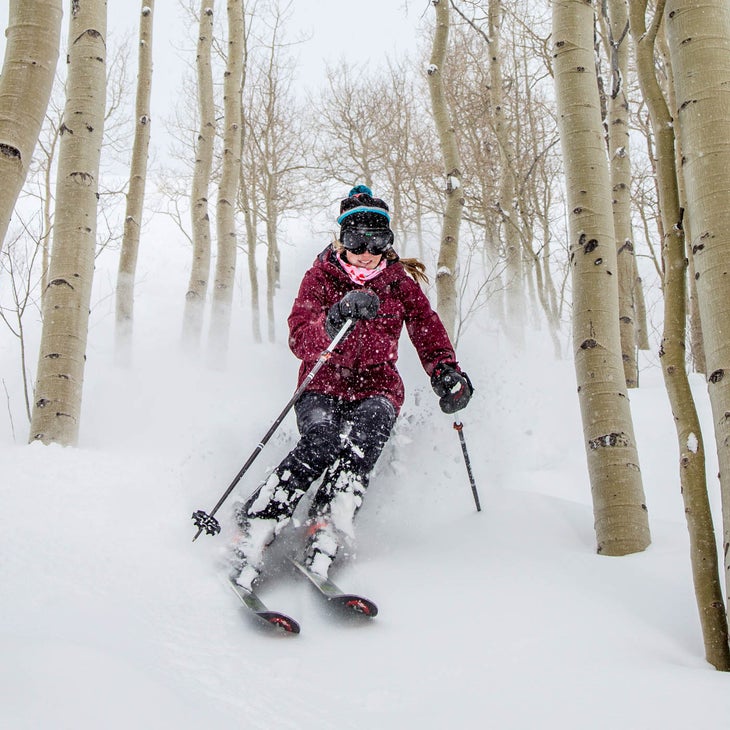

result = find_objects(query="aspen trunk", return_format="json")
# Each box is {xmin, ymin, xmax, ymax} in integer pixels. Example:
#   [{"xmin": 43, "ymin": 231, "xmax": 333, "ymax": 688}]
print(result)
[
  {"xmin": 630, "ymin": 0, "xmax": 730, "ymax": 671},
  {"xmin": 664, "ymin": 0, "xmax": 730, "ymax": 620},
  {"xmin": 633, "ymin": 260, "xmax": 650, "ymax": 352},
  {"xmin": 29, "ymin": 0, "xmax": 107, "ymax": 446},
  {"xmin": 427, "ymin": 0, "xmax": 463, "ymax": 342},
  {"xmin": 0, "ymin": 0, "xmax": 62, "ymax": 255},
  {"xmin": 687, "ymin": 261, "xmax": 706, "ymax": 373},
  {"xmin": 241, "ymin": 179, "xmax": 262, "ymax": 343},
  {"xmin": 41, "ymin": 128, "xmax": 60, "ymax": 294},
  {"xmin": 264, "ymin": 181, "xmax": 278, "ymax": 344},
  {"xmin": 553, "ymin": 0, "xmax": 650, "ymax": 555},
  {"xmin": 183, "ymin": 0, "xmax": 216, "ymax": 351},
  {"xmin": 115, "ymin": 0, "xmax": 155, "ymax": 366},
  {"xmin": 209, "ymin": 0, "xmax": 244, "ymax": 363},
  {"xmin": 604, "ymin": 0, "xmax": 638, "ymax": 388},
  {"xmin": 658, "ymin": 24, "xmax": 706, "ymax": 373},
  {"xmin": 489, "ymin": 0, "xmax": 525, "ymax": 346}
]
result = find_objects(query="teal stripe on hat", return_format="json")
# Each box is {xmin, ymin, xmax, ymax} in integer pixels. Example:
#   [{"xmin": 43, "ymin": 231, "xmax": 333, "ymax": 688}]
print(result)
[{"xmin": 337, "ymin": 205, "xmax": 391, "ymax": 225}]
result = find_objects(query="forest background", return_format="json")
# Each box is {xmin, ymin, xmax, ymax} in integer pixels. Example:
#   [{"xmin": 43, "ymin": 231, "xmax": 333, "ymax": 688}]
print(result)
[{"xmin": 3, "ymin": 1, "xmax": 730, "ymax": 721}]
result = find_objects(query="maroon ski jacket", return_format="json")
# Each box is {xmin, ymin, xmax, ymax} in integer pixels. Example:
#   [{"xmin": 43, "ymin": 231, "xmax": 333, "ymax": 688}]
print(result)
[{"xmin": 288, "ymin": 246, "xmax": 459, "ymax": 413}]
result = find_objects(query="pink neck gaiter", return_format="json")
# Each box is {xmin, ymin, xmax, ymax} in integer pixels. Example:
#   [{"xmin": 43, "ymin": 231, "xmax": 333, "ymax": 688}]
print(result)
[{"xmin": 340, "ymin": 257, "xmax": 387, "ymax": 286}]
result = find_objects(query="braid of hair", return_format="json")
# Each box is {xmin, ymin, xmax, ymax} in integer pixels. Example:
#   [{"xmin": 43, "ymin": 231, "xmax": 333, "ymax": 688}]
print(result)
[{"xmin": 402, "ymin": 258, "xmax": 430, "ymax": 286}]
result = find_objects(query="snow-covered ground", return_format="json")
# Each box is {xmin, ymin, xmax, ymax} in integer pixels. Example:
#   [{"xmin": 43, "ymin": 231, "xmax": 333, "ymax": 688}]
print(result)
[{"xmin": 2, "ymin": 229, "xmax": 730, "ymax": 729}]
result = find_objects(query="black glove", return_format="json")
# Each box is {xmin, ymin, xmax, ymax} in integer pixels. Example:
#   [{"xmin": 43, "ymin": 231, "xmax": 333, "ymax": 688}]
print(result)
[
  {"xmin": 325, "ymin": 289, "xmax": 380, "ymax": 340},
  {"xmin": 431, "ymin": 363, "xmax": 474, "ymax": 414}
]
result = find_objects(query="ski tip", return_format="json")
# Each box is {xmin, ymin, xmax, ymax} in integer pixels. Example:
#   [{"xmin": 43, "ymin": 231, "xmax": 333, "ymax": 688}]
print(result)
[
  {"xmin": 262, "ymin": 612, "xmax": 301, "ymax": 634},
  {"xmin": 341, "ymin": 596, "xmax": 378, "ymax": 617}
]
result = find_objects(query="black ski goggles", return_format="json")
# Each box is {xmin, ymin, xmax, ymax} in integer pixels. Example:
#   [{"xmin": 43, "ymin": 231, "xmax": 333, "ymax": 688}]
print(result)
[{"xmin": 341, "ymin": 227, "xmax": 394, "ymax": 255}]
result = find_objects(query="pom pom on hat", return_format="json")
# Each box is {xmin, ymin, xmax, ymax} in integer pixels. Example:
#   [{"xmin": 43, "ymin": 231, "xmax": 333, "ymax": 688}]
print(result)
[
  {"xmin": 348, "ymin": 184, "xmax": 373, "ymax": 197},
  {"xmin": 337, "ymin": 184, "xmax": 391, "ymax": 229}
]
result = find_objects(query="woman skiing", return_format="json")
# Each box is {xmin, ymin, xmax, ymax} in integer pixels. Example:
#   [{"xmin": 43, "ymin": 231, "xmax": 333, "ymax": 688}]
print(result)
[{"xmin": 229, "ymin": 185, "xmax": 473, "ymax": 590}]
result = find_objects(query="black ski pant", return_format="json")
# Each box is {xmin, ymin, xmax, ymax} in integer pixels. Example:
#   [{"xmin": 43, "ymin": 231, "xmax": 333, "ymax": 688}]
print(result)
[{"xmin": 238, "ymin": 391, "xmax": 396, "ymax": 525}]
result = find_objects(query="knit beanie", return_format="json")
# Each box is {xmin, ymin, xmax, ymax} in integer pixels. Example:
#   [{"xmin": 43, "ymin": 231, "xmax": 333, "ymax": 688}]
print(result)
[{"xmin": 337, "ymin": 185, "xmax": 391, "ymax": 231}]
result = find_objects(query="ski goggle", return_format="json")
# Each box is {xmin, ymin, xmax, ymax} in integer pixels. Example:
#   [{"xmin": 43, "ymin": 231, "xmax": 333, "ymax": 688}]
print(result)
[{"xmin": 341, "ymin": 227, "xmax": 394, "ymax": 255}]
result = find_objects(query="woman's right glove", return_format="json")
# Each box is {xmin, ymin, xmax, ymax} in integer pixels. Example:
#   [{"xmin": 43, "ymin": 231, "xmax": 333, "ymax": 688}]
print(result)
[
  {"xmin": 431, "ymin": 363, "xmax": 474, "ymax": 414},
  {"xmin": 325, "ymin": 289, "xmax": 380, "ymax": 340}
]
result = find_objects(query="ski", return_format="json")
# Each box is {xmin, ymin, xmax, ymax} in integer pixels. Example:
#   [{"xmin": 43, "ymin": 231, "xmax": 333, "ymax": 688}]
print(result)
[
  {"xmin": 289, "ymin": 558, "xmax": 378, "ymax": 617},
  {"xmin": 226, "ymin": 578, "xmax": 301, "ymax": 634}
]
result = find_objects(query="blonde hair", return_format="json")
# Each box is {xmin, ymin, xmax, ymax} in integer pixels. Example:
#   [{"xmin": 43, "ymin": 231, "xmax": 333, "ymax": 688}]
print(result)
[
  {"xmin": 333, "ymin": 239, "xmax": 430, "ymax": 286},
  {"xmin": 386, "ymin": 249, "xmax": 429, "ymax": 285}
]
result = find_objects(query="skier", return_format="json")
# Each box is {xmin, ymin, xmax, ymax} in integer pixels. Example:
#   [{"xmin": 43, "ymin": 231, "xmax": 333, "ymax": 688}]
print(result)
[{"xmin": 229, "ymin": 185, "xmax": 473, "ymax": 590}]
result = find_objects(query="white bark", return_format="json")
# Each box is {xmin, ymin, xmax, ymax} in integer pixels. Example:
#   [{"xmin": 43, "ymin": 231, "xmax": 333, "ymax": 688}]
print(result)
[
  {"xmin": 0, "ymin": 0, "xmax": 62, "ymax": 255},
  {"xmin": 115, "ymin": 0, "xmax": 155, "ymax": 365},
  {"xmin": 427, "ymin": 0, "xmax": 463, "ymax": 343},
  {"xmin": 208, "ymin": 0, "xmax": 244, "ymax": 363},
  {"xmin": 603, "ymin": 0, "xmax": 638, "ymax": 387},
  {"xmin": 552, "ymin": 0, "xmax": 650, "ymax": 555},
  {"xmin": 29, "ymin": 0, "xmax": 107, "ymax": 446},
  {"xmin": 629, "ymin": 0, "xmax": 730, "ymax": 674},
  {"xmin": 664, "ymin": 0, "xmax": 730, "ymax": 616},
  {"xmin": 183, "ymin": 0, "xmax": 215, "ymax": 351},
  {"xmin": 489, "ymin": 0, "xmax": 525, "ymax": 346}
]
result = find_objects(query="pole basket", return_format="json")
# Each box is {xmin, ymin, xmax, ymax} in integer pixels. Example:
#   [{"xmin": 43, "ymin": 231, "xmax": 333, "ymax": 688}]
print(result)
[{"xmin": 192, "ymin": 510, "xmax": 221, "ymax": 540}]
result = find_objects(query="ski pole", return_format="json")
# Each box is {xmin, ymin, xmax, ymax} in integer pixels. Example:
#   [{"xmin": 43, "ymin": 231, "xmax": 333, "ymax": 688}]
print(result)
[
  {"xmin": 192, "ymin": 318, "xmax": 354, "ymax": 541},
  {"xmin": 453, "ymin": 419, "xmax": 481, "ymax": 512}
]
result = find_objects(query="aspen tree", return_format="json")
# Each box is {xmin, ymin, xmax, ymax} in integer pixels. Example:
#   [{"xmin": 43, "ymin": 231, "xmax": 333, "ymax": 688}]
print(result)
[
  {"xmin": 552, "ymin": 0, "xmax": 650, "ymax": 554},
  {"xmin": 442, "ymin": 3, "xmax": 565, "ymax": 349},
  {"xmin": 312, "ymin": 64, "xmax": 389, "ymax": 191},
  {"xmin": 602, "ymin": 0, "xmax": 638, "ymax": 387},
  {"xmin": 115, "ymin": 0, "xmax": 155, "ymax": 365},
  {"xmin": 629, "ymin": 0, "xmax": 729, "ymax": 671},
  {"xmin": 29, "ymin": 0, "xmax": 107, "ymax": 446},
  {"xmin": 183, "ymin": 0, "xmax": 216, "ymax": 350},
  {"xmin": 208, "ymin": 0, "xmax": 244, "ymax": 362},
  {"xmin": 0, "ymin": 0, "xmax": 62, "ymax": 255},
  {"xmin": 239, "ymin": 173, "xmax": 261, "ymax": 343},
  {"xmin": 655, "ymin": 29, "xmax": 706, "ymax": 373},
  {"xmin": 664, "ymin": 0, "xmax": 730, "ymax": 616},
  {"xmin": 312, "ymin": 61, "xmax": 430, "ymax": 252},
  {"xmin": 427, "ymin": 0, "xmax": 463, "ymax": 342},
  {"xmin": 377, "ymin": 60, "xmax": 416, "ymax": 252},
  {"xmin": 257, "ymin": 6, "xmax": 287, "ymax": 344},
  {"xmin": 489, "ymin": 0, "xmax": 525, "ymax": 346}
]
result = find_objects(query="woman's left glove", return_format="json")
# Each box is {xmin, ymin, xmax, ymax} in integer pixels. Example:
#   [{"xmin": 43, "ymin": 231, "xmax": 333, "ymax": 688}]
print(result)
[{"xmin": 431, "ymin": 363, "xmax": 474, "ymax": 414}]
